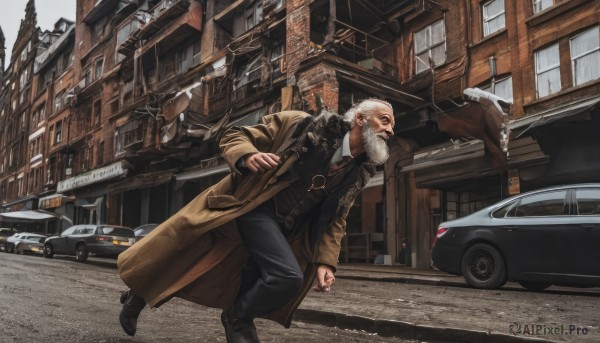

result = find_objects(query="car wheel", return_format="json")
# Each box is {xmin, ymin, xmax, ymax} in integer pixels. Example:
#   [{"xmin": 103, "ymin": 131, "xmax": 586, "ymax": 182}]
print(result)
[
  {"xmin": 43, "ymin": 244, "xmax": 54, "ymax": 258},
  {"xmin": 518, "ymin": 281, "xmax": 551, "ymax": 291},
  {"xmin": 76, "ymin": 244, "xmax": 88, "ymax": 262},
  {"xmin": 461, "ymin": 243, "xmax": 506, "ymax": 289},
  {"xmin": 15, "ymin": 244, "xmax": 22, "ymax": 255}
]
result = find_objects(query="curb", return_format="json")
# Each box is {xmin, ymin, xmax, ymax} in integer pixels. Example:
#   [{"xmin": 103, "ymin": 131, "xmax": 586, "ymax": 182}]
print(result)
[
  {"xmin": 293, "ymin": 309, "xmax": 556, "ymax": 343},
  {"xmin": 335, "ymin": 273, "xmax": 466, "ymax": 288}
]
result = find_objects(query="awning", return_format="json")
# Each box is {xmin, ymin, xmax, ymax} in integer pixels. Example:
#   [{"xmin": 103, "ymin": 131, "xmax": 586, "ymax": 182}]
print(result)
[
  {"xmin": 508, "ymin": 97, "xmax": 600, "ymax": 134},
  {"xmin": 0, "ymin": 210, "xmax": 58, "ymax": 221},
  {"xmin": 175, "ymin": 164, "xmax": 230, "ymax": 182},
  {"xmin": 108, "ymin": 170, "xmax": 174, "ymax": 193},
  {"xmin": 402, "ymin": 140, "xmax": 485, "ymax": 172}
]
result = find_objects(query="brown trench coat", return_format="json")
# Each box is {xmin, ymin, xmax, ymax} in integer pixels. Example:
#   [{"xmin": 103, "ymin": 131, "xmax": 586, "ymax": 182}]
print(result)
[{"xmin": 117, "ymin": 111, "xmax": 358, "ymax": 327}]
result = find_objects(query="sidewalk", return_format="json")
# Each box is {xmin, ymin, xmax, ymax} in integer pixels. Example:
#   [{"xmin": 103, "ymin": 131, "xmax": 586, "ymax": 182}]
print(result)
[
  {"xmin": 336, "ymin": 263, "xmax": 466, "ymax": 287},
  {"xmin": 295, "ymin": 264, "xmax": 557, "ymax": 343}
]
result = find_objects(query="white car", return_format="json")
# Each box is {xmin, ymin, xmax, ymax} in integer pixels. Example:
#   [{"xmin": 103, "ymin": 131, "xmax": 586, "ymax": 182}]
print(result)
[{"xmin": 6, "ymin": 233, "xmax": 47, "ymax": 255}]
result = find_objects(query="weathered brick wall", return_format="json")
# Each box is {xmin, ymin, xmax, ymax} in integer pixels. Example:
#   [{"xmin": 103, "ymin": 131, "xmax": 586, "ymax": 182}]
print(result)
[
  {"xmin": 297, "ymin": 61, "xmax": 340, "ymax": 113},
  {"xmin": 286, "ymin": 0, "xmax": 310, "ymax": 86}
]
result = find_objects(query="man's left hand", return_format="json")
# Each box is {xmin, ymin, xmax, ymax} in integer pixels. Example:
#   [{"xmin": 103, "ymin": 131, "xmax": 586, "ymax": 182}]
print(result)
[{"xmin": 313, "ymin": 265, "xmax": 335, "ymax": 292}]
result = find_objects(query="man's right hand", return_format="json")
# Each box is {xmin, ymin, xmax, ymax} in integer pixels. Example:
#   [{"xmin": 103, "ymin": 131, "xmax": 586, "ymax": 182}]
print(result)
[{"xmin": 244, "ymin": 152, "xmax": 280, "ymax": 173}]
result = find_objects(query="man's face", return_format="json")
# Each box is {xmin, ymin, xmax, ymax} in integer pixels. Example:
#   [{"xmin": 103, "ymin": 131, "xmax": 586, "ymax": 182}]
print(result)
[{"xmin": 360, "ymin": 103, "xmax": 395, "ymax": 165}]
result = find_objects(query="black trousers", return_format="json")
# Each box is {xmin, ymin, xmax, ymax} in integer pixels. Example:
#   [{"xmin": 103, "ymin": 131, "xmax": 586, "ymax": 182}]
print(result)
[{"xmin": 233, "ymin": 202, "xmax": 304, "ymax": 320}]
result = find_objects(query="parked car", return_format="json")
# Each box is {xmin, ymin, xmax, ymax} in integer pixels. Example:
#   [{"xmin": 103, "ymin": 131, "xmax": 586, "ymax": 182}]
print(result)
[
  {"xmin": 133, "ymin": 223, "xmax": 159, "ymax": 240},
  {"xmin": 0, "ymin": 228, "xmax": 20, "ymax": 252},
  {"xmin": 43, "ymin": 224, "xmax": 135, "ymax": 262},
  {"xmin": 431, "ymin": 184, "xmax": 600, "ymax": 291},
  {"xmin": 6, "ymin": 233, "xmax": 47, "ymax": 255}
]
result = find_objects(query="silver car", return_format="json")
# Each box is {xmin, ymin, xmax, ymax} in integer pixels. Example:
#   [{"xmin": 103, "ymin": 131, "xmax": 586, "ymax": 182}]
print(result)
[
  {"xmin": 44, "ymin": 224, "xmax": 135, "ymax": 262},
  {"xmin": 6, "ymin": 233, "xmax": 47, "ymax": 255}
]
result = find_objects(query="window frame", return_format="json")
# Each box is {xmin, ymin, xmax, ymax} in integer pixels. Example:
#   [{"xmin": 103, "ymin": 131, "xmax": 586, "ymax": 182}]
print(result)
[
  {"xmin": 482, "ymin": 0, "xmax": 506, "ymax": 37},
  {"xmin": 414, "ymin": 19, "xmax": 447, "ymax": 75},
  {"xmin": 480, "ymin": 75, "xmax": 513, "ymax": 102},
  {"xmin": 532, "ymin": 0, "xmax": 554, "ymax": 14},
  {"xmin": 570, "ymin": 27, "xmax": 600, "ymax": 87},
  {"xmin": 535, "ymin": 43, "xmax": 561, "ymax": 98}
]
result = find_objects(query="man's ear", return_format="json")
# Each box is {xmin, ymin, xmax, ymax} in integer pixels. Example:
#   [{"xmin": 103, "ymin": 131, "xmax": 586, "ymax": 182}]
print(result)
[{"xmin": 356, "ymin": 113, "xmax": 365, "ymax": 127}]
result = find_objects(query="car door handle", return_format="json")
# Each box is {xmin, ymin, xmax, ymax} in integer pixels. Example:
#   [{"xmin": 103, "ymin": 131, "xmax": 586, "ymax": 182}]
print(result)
[
  {"xmin": 581, "ymin": 224, "xmax": 596, "ymax": 230},
  {"xmin": 503, "ymin": 226, "xmax": 518, "ymax": 231}
]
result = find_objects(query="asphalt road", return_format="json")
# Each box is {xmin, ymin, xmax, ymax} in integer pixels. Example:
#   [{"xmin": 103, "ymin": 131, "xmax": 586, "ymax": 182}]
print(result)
[
  {"xmin": 0, "ymin": 252, "xmax": 416, "ymax": 343},
  {"xmin": 2, "ymin": 252, "xmax": 599, "ymax": 342}
]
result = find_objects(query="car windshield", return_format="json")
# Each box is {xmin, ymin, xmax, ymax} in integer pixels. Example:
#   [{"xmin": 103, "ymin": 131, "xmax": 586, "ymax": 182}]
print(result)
[{"xmin": 100, "ymin": 227, "xmax": 134, "ymax": 237}]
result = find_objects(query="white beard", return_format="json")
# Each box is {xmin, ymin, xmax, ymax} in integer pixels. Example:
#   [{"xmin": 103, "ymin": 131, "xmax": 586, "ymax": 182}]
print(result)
[{"xmin": 362, "ymin": 122, "xmax": 390, "ymax": 165}]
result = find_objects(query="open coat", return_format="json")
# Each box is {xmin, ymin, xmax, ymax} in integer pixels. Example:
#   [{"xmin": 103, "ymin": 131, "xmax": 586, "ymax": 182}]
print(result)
[{"xmin": 117, "ymin": 110, "xmax": 373, "ymax": 327}]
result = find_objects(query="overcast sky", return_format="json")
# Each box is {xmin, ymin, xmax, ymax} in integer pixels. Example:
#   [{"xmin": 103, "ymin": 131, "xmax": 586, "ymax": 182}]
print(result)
[{"xmin": 0, "ymin": 0, "xmax": 76, "ymax": 63}]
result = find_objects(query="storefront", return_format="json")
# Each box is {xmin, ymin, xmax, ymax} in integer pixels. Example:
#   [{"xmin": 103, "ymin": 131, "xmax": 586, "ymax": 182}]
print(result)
[{"xmin": 56, "ymin": 161, "xmax": 130, "ymax": 225}]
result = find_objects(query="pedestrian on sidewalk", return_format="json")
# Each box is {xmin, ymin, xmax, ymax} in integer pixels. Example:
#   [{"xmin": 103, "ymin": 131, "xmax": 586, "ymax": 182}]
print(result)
[{"xmin": 117, "ymin": 99, "xmax": 395, "ymax": 342}]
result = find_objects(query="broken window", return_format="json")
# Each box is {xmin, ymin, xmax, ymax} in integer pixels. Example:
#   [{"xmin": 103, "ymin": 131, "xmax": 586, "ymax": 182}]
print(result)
[
  {"xmin": 535, "ymin": 44, "xmax": 561, "ymax": 98},
  {"xmin": 414, "ymin": 19, "xmax": 446, "ymax": 74},
  {"xmin": 270, "ymin": 43, "xmax": 285, "ymax": 76},
  {"xmin": 233, "ymin": 55, "xmax": 262, "ymax": 100},
  {"xmin": 570, "ymin": 26, "xmax": 600, "ymax": 86},
  {"xmin": 114, "ymin": 119, "xmax": 145, "ymax": 156},
  {"xmin": 482, "ymin": 0, "xmax": 505, "ymax": 37}
]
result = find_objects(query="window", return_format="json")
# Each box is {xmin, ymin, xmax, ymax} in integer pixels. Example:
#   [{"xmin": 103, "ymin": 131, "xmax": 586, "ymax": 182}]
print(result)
[
  {"xmin": 32, "ymin": 104, "xmax": 46, "ymax": 128},
  {"xmin": 245, "ymin": 1, "xmax": 263, "ymax": 30},
  {"xmin": 94, "ymin": 58, "xmax": 104, "ymax": 80},
  {"xmin": 30, "ymin": 136, "xmax": 43, "ymax": 160},
  {"xmin": 55, "ymin": 121, "xmax": 63, "ymax": 143},
  {"xmin": 97, "ymin": 141, "xmax": 104, "ymax": 166},
  {"xmin": 533, "ymin": 0, "xmax": 553, "ymax": 14},
  {"xmin": 575, "ymin": 189, "xmax": 600, "ymax": 215},
  {"xmin": 93, "ymin": 100, "xmax": 102, "ymax": 126},
  {"xmin": 270, "ymin": 43, "xmax": 285, "ymax": 75},
  {"xmin": 481, "ymin": 76, "xmax": 513, "ymax": 102},
  {"xmin": 570, "ymin": 27, "xmax": 600, "ymax": 86},
  {"xmin": 482, "ymin": 0, "xmax": 505, "ymax": 37},
  {"xmin": 535, "ymin": 44, "xmax": 561, "ymax": 98},
  {"xmin": 92, "ymin": 17, "xmax": 108, "ymax": 41},
  {"xmin": 54, "ymin": 91, "xmax": 65, "ymax": 113},
  {"xmin": 49, "ymin": 125, "xmax": 55, "ymax": 145},
  {"xmin": 114, "ymin": 119, "xmax": 144, "ymax": 156},
  {"xmin": 513, "ymin": 190, "xmax": 568, "ymax": 217},
  {"xmin": 414, "ymin": 19, "xmax": 446, "ymax": 74}
]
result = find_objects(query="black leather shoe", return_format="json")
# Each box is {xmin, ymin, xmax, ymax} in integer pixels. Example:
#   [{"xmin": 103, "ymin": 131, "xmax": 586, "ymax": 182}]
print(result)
[
  {"xmin": 220, "ymin": 307, "xmax": 260, "ymax": 343},
  {"xmin": 119, "ymin": 289, "xmax": 146, "ymax": 336}
]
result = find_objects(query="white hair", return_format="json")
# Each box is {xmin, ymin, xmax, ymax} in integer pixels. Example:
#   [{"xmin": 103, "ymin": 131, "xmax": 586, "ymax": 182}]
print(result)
[{"xmin": 343, "ymin": 98, "xmax": 393, "ymax": 127}]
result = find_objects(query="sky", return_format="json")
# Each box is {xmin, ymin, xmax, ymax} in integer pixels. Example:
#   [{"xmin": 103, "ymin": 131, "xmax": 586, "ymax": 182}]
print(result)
[{"xmin": 0, "ymin": 0, "xmax": 76, "ymax": 62}]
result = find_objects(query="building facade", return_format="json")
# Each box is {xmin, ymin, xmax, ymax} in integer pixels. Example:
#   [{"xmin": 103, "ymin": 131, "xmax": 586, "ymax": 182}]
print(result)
[{"xmin": 1, "ymin": 0, "xmax": 598, "ymax": 267}]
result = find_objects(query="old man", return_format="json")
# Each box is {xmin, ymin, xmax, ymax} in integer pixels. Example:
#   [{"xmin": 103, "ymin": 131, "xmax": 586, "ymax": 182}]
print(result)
[{"xmin": 117, "ymin": 99, "xmax": 395, "ymax": 342}]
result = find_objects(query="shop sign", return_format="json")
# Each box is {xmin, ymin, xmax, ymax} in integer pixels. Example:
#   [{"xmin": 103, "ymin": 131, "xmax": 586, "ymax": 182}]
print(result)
[
  {"xmin": 57, "ymin": 161, "xmax": 128, "ymax": 193},
  {"xmin": 508, "ymin": 169, "xmax": 521, "ymax": 195},
  {"xmin": 39, "ymin": 194, "xmax": 65, "ymax": 209}
]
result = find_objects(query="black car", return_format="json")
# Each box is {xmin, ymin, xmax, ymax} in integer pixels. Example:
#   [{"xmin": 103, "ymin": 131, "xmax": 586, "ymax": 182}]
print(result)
[
  {"xmin": 431, "ymin": 184, "xmax": 600, "ymax": 291},
  {"xmin": 44, "ymin": 224, "xmax": 135, "ymax": 262}
]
